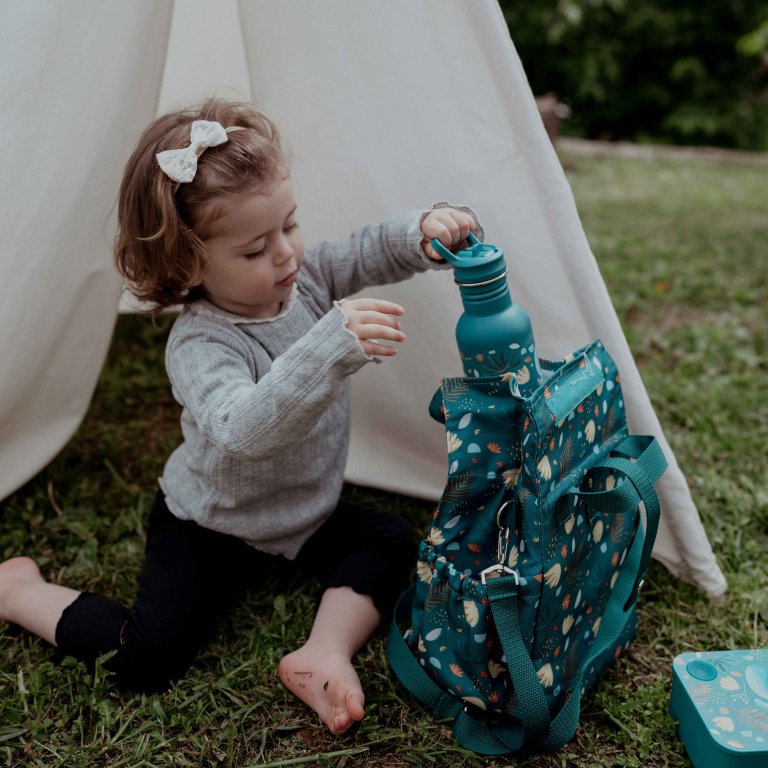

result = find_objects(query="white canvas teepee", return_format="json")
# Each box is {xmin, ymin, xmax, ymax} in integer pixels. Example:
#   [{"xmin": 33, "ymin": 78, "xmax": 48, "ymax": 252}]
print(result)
[{"xmin": 0, "ymin": 0, "xmax": 726, "ymax": 598}]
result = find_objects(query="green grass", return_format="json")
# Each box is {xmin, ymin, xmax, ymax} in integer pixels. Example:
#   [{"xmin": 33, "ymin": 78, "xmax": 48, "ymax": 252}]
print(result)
[{"xmin": 1, "ymin": 149, "xmax": 767, "ymax": 767}]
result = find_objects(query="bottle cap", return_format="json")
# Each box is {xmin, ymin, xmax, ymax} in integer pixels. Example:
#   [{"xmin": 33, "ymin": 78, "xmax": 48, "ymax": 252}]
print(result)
[{"xmin": 431, "ymin": 232, "xmax": 506, "ymax": 286}]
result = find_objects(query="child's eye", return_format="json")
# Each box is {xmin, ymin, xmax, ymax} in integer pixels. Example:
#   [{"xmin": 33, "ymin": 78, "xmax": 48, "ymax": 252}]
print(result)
[
  {"xmin": 243, "ymin": 249, "xmax": 265, "ymax": 260},
  {"xmin": 284, "ymin": 221, "xmax": 299, "ymax": 232}
]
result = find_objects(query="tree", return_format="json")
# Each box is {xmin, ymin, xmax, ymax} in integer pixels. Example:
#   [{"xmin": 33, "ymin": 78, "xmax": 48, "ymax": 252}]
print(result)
[{"xmin": 501, "ymin": 0, "xmax": 768, "ymax": 149}]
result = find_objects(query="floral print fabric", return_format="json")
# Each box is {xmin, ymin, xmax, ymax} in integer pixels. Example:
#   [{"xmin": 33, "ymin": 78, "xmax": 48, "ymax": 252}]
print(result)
[{"xmin": 405, "ymin": 340, "xmax": 641, "ymax": 719}]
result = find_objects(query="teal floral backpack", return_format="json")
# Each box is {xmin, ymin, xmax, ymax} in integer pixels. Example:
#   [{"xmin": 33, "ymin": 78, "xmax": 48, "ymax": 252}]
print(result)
[{"xmin": 387, "ymin": 340, "xmax": 667, "ymax": 755}]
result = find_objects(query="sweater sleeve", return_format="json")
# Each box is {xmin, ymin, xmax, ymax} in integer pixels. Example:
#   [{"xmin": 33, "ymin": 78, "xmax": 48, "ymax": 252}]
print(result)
[
  {"xmin": 165, "ymin": 305, "xmax": 369, "ymax": 460},
  {"xmin": 302, "ymin": 205, "xmax": 482, "ymax": 303}
]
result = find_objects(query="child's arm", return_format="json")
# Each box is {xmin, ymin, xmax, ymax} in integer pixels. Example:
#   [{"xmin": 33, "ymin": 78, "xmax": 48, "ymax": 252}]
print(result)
[
  {"xmin": 166, "ymin": 204, "xmax": 481, "ymax": 460},
  {"xmin": 165, "ymin": 304, "xmax": 400, "ymax": 460},
  {"xmin": 302, "ymin": 204, "xmax": 481, "ymax": 303}
]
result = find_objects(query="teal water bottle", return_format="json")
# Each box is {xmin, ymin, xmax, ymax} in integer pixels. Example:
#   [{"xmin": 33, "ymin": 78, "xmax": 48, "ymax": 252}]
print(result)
[{"xmin": 432, "ymin": 233, "xmax": 542, "ymax": 396}]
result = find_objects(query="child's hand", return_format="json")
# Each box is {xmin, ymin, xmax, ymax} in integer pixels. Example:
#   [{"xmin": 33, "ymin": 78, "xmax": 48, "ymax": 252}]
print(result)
[
  {"xmin": 342, "ymin": 298, "xmax": 406, "ymax": 357},
  {"xmin": 421, "ymin": 207, "xmax": 478, "ymax": 260}
]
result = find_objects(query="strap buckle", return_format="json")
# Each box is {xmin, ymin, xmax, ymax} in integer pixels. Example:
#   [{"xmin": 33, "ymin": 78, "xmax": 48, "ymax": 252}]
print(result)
[{"xmin": 480, "ymin": 564, "xmax": 519, "ymax": 585}]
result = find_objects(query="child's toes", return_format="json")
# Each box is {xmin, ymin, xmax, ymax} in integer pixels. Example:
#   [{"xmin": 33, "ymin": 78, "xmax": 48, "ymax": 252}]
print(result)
[
  {"xmin": 331, "ymin": 711, "xmax": 353, "ymax": 735},
  {"xmin": 329, "ymin": 689, "xmax": 364, "ymax": 735},
  {"xmin": 346, "ymin": 690, "xmax": 365, "ymax": 722}
]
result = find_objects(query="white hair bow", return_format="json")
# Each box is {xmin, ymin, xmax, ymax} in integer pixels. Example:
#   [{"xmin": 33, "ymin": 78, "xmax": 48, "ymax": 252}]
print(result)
[{"xmin": 156, "ymin": 120, "xmax": 231, "ymax": 183}]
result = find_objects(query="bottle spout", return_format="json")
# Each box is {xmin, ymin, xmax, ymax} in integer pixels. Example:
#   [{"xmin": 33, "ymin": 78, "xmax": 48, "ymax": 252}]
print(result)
[
  {"xmin": 430, "ymin": 237, "xmax": 461, "ymax": 265},
  {"xmin": 431, "ymin": 231, "xmax": 484, "ymax": 265}
]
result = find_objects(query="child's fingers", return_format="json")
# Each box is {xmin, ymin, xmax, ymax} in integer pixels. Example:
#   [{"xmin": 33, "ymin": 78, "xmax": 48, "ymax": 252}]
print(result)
[
  {"xmin": 342, "ymin": 298, "xmax": 407, "ymax": 356},
  {"xmin": 425, "ymin": 209, "xmax": 475, "ymax": 242},
  {"xmin": 354, "ymin": 310, "xmax": 404, "ymax": 330},
  {"xmin": 421, "ymin": 239, "xmax": 441, "ymax": 261},
  {"xmin": 356, "ymin": 323, "xmax": 406, "ymax": 343},
  {"xmin": 422, "ymin": 212, "xmax": 460, "ymax": 244},
  {"xmin": 420, "ymin": 208, "xmax": 477, "ymax": 259},
  {"xmin": 345, "ymin": 298, "xmax": 404, "ymax": 316},
  {"xmin": 359, "ymin": 339, "xmax": 399, "ymax": 357}
]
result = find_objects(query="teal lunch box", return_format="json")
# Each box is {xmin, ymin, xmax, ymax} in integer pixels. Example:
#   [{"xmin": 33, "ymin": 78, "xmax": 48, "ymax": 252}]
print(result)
[{"xmin": 670, "ymin": 650, "xmax": 768, "ymax": 767}]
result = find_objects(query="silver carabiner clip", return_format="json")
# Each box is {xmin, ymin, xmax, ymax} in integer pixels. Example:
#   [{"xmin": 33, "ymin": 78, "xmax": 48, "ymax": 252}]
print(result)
[
  {"xmin": 497, "ymin": 525, "xmax": 510, "ymax": 566},
  {"xmin": 495, "ymin": 499, "xmax": 515, "ymax": 565},
  {"xmin": 495, "ymin": 499, "xmax": 515, "ymax": 529},
  {"xmin": 482, "ymin": 498, "xmax": 518, "ymax": 584}
]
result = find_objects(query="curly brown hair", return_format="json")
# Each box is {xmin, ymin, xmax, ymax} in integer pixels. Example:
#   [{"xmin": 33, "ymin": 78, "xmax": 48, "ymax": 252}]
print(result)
[{"xmin": 114, "ymin": 100, "xmax": 285, "ymax": 312}]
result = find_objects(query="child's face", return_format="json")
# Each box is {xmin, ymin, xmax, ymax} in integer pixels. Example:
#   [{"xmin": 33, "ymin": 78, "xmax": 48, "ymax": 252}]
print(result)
[{"xmin": 196, "ymin": 176, "xmax": 304, "ymax": 318}]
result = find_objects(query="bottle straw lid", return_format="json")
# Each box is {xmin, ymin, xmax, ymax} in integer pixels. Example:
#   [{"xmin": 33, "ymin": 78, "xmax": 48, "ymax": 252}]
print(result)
[{"xmin": 431, "ymin": 232, "xmax": 506, "ymax": 285}]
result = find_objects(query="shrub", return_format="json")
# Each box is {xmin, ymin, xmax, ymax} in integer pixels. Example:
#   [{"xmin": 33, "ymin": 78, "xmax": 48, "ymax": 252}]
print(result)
[{"xmin": 500, "ymin": 0, "xmax": 768, "ymax": 150}]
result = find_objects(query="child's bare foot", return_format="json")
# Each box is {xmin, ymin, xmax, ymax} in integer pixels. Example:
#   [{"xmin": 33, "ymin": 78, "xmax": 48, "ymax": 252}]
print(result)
[
  {"xmin": 0, "ymin": 556, "xmax": 80, "ymax": 644},
  {"xmin": 0, "ymin": 557, "xmax": 44, "ymax": 618},
  {"xmin": 278, "ymin": 642, "xmax": 365, "ymax": 735}
]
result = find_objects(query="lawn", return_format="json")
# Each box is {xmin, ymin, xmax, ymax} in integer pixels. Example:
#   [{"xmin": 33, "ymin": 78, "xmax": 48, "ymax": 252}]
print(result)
[{"xmin": 1, "ymin": 147, "xmax": 766, "ymax": 767}]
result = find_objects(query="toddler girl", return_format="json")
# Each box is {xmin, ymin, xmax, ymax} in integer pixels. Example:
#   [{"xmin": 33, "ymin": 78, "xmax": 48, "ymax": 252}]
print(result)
[{"xmin": 0, "ymin": 100, "xmax": 480, "ymax": 735}]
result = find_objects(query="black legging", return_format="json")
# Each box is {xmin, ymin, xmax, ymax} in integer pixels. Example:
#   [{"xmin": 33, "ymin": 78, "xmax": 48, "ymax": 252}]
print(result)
[{"xmin": 55, "ymin": 490, "xmax": 415, "ymax": 692}]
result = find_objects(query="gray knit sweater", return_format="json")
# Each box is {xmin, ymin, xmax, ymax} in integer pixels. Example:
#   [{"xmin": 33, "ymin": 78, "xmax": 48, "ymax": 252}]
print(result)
[{"xmin": 159, "ymin": 208, "xmax": 470, "ymax": 558}]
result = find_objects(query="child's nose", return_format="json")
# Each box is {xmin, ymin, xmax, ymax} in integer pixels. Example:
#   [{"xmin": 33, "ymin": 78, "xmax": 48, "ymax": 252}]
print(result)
[{"xmin": 273, "ymin": 235, "xmax": 295, "ymax": 263}]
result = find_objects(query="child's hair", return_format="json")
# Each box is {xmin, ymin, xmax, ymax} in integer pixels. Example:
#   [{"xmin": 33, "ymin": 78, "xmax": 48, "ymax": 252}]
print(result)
[{"xmin": 115, "ymin": 99, "xmax": 285, "ymax": 312}]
